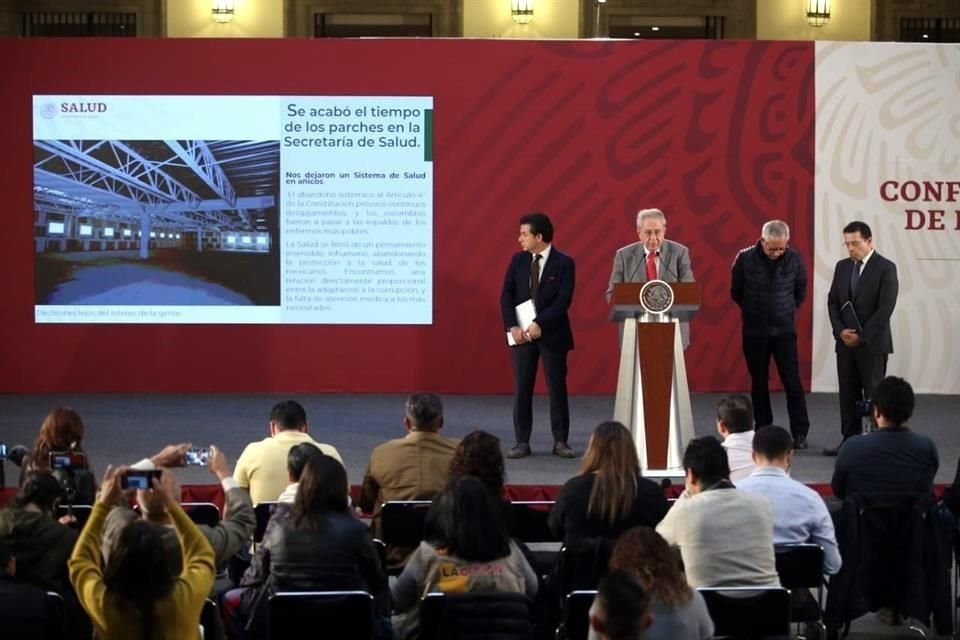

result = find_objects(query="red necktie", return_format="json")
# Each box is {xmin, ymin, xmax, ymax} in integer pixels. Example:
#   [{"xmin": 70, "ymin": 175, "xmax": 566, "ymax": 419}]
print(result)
[{"xmin": 645, "ymin": 251, "xmax": 658, "ymax": 281}]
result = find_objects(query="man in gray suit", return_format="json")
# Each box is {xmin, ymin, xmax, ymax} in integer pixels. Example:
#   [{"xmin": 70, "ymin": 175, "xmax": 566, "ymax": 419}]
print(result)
[{"xmin": 606, "ymin": 208, "xmax": 695, "ymax": 344}]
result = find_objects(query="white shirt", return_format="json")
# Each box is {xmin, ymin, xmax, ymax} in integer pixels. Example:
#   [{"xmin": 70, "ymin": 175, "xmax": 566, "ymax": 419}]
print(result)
[
  {"xmin": 722, "ymin": 431, "xmax": 756, "ymax": 483},
  {"xmin": 737, "ymin": 466, "xmax": 842, "ymax": 575}
]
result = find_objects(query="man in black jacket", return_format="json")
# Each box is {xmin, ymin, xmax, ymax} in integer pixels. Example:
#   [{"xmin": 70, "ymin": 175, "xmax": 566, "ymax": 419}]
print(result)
[{"xmin": 731, "ymin": 220, "xmax": 810, "ymax": 448}]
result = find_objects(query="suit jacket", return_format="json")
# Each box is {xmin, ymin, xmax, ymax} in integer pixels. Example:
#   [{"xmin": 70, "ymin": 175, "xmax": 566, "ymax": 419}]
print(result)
[
  {"xmin": 827, "ymin": 252, "xmax": 898, "ymax": 354},
  {"xmin": 606, "ymin": 239, "xmax": 694, "ymax": 345},
  {"xmin": 500, "ymin": 247, "xmax": 576, "ymax": 352}
]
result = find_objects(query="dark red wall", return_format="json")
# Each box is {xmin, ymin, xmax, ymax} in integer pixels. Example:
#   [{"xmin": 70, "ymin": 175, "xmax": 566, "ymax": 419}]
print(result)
[{"xmin": 0, "ymin": 38, "xmax": 814, "ymax": 393}]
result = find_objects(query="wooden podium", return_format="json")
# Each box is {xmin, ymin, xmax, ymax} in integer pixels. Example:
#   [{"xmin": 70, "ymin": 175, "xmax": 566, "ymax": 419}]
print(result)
[{"xmin": 610, "ymin": 282, "xmax": 700, "ymax": 475}]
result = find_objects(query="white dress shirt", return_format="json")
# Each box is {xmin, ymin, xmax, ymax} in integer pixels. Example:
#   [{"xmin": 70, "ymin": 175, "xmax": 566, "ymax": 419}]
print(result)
[{"xmin": 722, "ymin": 431, "xmax": 756, "ymax": 483}]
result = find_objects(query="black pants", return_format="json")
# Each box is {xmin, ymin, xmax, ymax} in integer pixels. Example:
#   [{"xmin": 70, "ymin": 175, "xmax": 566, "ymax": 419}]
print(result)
[
  {"xmin": 837, "ymin": 344, "xmax": 887, "ymax": 438},
  {"xmin": 742, "ymin": 332, "xmax": 810, "ymax": 438},
  {"xmin": 512, "ymin": 340, "xmax": 569, "ymax": 445}
]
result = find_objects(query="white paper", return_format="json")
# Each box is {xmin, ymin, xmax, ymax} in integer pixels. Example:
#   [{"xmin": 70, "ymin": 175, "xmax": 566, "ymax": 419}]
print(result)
[{"xmin": 507, "ymin": 299, "xmax": 538, "ymax": 346}]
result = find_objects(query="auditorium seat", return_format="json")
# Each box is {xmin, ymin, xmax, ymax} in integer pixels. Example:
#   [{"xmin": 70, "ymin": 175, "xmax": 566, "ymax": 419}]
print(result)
[
  {"xmin": 698, "ymin": 586, "xmax": 791, "ymax": 639},
  {"xmin": 509, "ymin": 500, "xmax": 557, "ymax": 543},
  {"xmin": 182, "ymin": 501, "xmax": 220, "ymax": 527},
  {"xmin": 775, "ymin": 543, "xmax": 826, "ymax": 636},
  {"xmin": 556, "ymin": 590, "xmax": 596, "ymax": 640},
  {"xmin": 269, "ymin": 591, "xmax": 375, "ymax": 640},
  {"xmin": 253, "ymin": 501, "xmax": 278, "ymax": 545},
  {"xmin": 379, "ymin": 500, "xmax": 431, "ymax": 548},
  {"xmin": 419, "ymin": 592, "xmax": 534, "ymax": 640}
]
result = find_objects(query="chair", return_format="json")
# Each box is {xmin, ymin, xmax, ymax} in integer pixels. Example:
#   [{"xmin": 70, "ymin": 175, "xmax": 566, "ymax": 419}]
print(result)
[
  {"xmin": 420, "ymin": 592, "xmax": 534, "ymax": 640},
  {"xmin": 698, "ymin": 586, "xmax": 791, "ymax": 640},
  {"xmin": 556, "ymin": 590, "xmax": 596, "ymax": 640},
  {"xmin": 510, "ymin": 501, "xmax": 558, "ymax": 542},
  {"xmin": 372, "ymin": 537, "xmax": 388, "ymax": 572},
  {"xmin": 183, "ymin": 501, "xmax": 221, "ymax": 527},
  {"xmin": 200, "ymin": 597, "xmax": 222, "ymax": 640},
  {"xmin": 379, "ymin": 500, "xmax": 431, "ymax": 548},
  {"xmin": 775, "ymin": 543, "xmax": 826, "ymax": 636},
  {"xmin": 44, "ymin": 591, "xmax": 65, "ymax": 640},
  {"xmin": 269, "ymin": 591, "xmax": 375, "ymax": 640},
  {"xmin": 556, "ymin": 538, "xmax": 613, "ymax": 599},
  {"xmin": 253, "ymin": 501, "xmax": 278, "ymax": 544},
  {"xmin": 55, "ymin": 504, "xmax": 92, "ymax": 529}
]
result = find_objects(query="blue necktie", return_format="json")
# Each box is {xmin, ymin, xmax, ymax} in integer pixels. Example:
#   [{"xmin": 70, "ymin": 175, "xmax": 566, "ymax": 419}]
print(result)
[{"xmin": 849, "ymin": 259, "xmax": 862, "ymax": 296}]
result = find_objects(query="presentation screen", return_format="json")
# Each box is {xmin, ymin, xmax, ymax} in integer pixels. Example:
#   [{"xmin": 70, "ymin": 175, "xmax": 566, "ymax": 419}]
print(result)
[{"xmin": 33, "ymin": 95, "xmax": 434, "ymax": 324}]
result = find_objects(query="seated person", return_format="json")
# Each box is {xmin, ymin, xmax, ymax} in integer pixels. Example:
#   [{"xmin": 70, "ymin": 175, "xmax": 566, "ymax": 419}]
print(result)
[
  {"xmin": 19, "ymin": 407, "xmax": 97, "ymax": 505},
  {"xmin": 392, "ymin": 476, "xmax": 538, "ymax": 640},
  {"xmin": 589, "ymin": 527, "xmax": 713, "ymax": 640},
  {"xmin": 234, "ymin": 455, "xmax": 389, "ymax": 640},
  {"xmin": 0, "ymin": 542, "xmax": 51, "ymax": 639},
  {"xmin": 716, "ymin": 395, "xmax": 756, "ymax": 483},
  {"xmin": 589, "ymin": 571, "xmax": 654, "ymax": 640},
  {"xmin": 101, "ymin": 444, "xmax": 254, "ymax": 597},
  {"xmin": 656, "ymin": 436, "xmax": 779, "ymax": 588},
  {"xmin": 549, "ymin": 421, "xmax": 668, "ymax": 545},
  {"xmin": 234, "ymin": 400, "xmax": 343, "ymax": 504},
  {"xmin": 832, "ymin": 376, "xmax": 938, "ymax": 500},
  {"xmin": 0, "ymin": 470, "xmax": 77, "ymax": 594},
  {"xmin": 69, "ymin": 465, "xmax": 215, "ymax": 640}
]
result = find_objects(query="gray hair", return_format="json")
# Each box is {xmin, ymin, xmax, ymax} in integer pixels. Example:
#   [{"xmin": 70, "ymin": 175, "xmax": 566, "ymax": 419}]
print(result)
[
  {"xmin": 761, "ymin": 220, "xmax": 790, "ymax": 240},
  {"xmin": 405, "ymin": 392, "xmax": 444, "ymax": 431},
  {"xmin": 636, "ymin": 208, "xmax": 666, "ymax": 227}
]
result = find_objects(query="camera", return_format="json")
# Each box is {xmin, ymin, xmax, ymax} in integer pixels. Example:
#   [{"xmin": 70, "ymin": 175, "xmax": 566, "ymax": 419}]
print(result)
[
  {"xmin": 50, "ymin": 451, "xmax": 86, "ymax": 470},
  {"xmin": 856, "ymin": 399, "xmax": 874, "ymax": 418},
  {"xmin": 121, "ymin": 469, "xmax": 163, "ymax": 490},
  {"xmin": 184, "ymin": 447, "xmax": 211, "ymax": 466}
]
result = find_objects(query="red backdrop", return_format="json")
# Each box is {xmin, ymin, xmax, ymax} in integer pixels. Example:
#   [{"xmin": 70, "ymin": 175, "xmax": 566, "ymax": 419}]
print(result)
[{"xmin": 0, "ymin": 38, "xmax": 814, "ymax": 394}]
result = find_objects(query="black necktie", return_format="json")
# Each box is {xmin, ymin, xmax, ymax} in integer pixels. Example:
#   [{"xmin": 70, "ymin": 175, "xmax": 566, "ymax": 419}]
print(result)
[
  {"xmin": 530, "ymin": 254, "xmax": 542, "ymax": 300},
  {"xmin": 849, "ymin": 259, "xmax": 862, "ymax": 296}
]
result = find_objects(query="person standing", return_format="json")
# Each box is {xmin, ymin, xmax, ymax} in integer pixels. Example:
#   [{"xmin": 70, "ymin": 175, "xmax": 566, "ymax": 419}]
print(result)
[
  {"xmin": 500, "ymin": 212, "xmax": 576, "ymax": 459},
  {"xmin": 823, "ymin": 221, "xmax": 898, "ymax": 456},
  {"xmin": 731, "ymin": 220, "xmax": 811, "ymax": 448}
]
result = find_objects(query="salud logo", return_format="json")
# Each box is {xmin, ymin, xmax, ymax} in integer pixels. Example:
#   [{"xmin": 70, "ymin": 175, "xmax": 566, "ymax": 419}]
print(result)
[{"xmin": 39, "ymin": 102, "xmax": 57, "ymax": 119}]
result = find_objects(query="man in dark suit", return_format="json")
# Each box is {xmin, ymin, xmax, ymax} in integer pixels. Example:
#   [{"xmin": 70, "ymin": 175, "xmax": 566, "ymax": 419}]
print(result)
[
  {"xmin": 500, "ymin": 212, "xmax": 576, "ymax": 459},
  {"xmin": 606, "ymin": 208, "xmax": 695, "ymax": 346},
  {"xmin": 824, "ymin": 221, "xmax": 899, "ymax": 456}
]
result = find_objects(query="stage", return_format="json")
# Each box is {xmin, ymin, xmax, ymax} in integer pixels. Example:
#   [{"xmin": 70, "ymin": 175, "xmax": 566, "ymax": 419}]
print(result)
[{"xmin": 1, "ymin": 392, "xmax": 957, "ymax": 489}]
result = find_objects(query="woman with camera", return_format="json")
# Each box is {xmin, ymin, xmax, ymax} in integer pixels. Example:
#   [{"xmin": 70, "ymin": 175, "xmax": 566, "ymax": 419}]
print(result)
[
  {"xmin": 68, "ymin": 465, "xmax": 215, "ymax": 640},
  {"xmin": 18, "ymin": 407, "xmax": 97, "ymax": 505}
]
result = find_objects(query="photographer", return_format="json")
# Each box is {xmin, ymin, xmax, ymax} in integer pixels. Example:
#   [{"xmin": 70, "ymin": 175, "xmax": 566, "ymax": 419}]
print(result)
[
  {"xmin": 101, "ymin": 444, "xmax": 254, "ymax": 595},
  {"xmin": 0, "ymin": 470, "xmax": 78, "ymax": 594},
  {"xmin": 831, "ymin": 376, "xmax": 938, "ymax": 499},
  {"xmin": 17, "ymin": 407, "xmax": 96, "ymax": 505}
]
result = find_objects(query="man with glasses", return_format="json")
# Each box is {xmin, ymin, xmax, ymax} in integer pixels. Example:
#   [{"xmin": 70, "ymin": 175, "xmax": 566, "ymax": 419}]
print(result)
[
  {"xmin": 731, "ymin": 220, "xmax": 811, "ymax": 448},
  {"xmin": 823, "ymin": 221, "xmax": 898, "ymax": 456}
]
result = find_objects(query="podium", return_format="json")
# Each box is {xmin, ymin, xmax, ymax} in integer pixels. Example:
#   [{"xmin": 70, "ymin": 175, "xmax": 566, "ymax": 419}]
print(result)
[{"xmin": 610, "ymin": 282, "xmax": 700, "ymax": 475}]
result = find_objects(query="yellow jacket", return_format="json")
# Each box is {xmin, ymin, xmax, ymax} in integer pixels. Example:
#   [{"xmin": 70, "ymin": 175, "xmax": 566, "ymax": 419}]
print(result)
[{"xmin": 69, "ymin": 501, "xmax": 215, "ymax": 640}]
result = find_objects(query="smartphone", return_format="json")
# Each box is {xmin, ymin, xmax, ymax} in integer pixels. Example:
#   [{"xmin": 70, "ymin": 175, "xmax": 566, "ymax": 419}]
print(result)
[
  {"xmin": 184, "ymin": 447, "xmax": 211, "ymax": 466},
  {"xmin": 121, "ymin": 469, "xmax": 163, "ymax": 490},
  {"xmin": 49, "ymin": 451, "xmax": 86, "ymax": 470}
]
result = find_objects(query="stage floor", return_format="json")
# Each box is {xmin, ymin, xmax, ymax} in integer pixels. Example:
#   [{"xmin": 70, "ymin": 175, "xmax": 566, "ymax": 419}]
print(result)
[{"xmin": 1, "ymin": 392, "xmax": 957, "ymax": 488}]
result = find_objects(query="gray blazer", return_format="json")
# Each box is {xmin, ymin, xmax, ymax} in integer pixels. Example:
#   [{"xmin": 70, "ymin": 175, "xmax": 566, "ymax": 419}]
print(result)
[{"xmin": 606, "ymin": 239, "xmax": 695, "ymax": 345}]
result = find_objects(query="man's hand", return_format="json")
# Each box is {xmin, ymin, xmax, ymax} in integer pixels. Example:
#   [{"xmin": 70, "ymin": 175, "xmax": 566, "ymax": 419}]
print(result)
[
  {"xmin": 525, "ymin": 321, "xmax": 542, "ymax": 340},
  {"xmin": 509, "ymin": 326, "xmax": 527, "ymax": 344},
  {"xmin": 97, "ymin": 465, "xmax": 127, "ymax": 506},
  {"xmin": 150, "ymin": 473, "xmax": 179, "ymax": 512},
  {"xmin": 839, "ymin": 329, "xmax": 860, "ymax": 347},
  {"xmin": 207, "ymin": 445, "xmax": 231, "ymax": 482},
  {"xmin": 150, "ymin": 443, "xmax": 191, "ymax": 468}
]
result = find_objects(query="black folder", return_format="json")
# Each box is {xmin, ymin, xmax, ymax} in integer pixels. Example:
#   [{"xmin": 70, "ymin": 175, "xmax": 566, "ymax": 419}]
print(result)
[{"xmin": 840, "ymin": 300, "xmax": 862, "ymax": 332}]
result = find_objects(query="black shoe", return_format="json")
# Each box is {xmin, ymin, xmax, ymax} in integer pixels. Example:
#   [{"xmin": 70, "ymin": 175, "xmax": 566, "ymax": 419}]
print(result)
[
  {"xmin": 552, "ymin": 442, "xmax": 576, "ymax": 459},
  {"xmin": 793, "ymin": 435, "xmax": 808, "ymax": 450},
  {"xmin": 506, "ymin": 443, "xmax": 531, "ymax": 459},
  {"xmin": 822, "ymin": 444, "xmax": 841, "ymax": 456}
]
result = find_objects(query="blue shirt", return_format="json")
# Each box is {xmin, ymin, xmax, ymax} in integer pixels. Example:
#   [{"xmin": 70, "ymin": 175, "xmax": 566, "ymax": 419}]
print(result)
[{"xmin": 737, "ymin": 466, "xmax": 842, "ymax": 575}]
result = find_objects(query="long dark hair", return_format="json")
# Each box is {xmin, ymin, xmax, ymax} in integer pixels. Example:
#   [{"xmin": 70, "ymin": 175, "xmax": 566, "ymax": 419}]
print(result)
[
  {"xmin": 10, "ymin": 471, "xmax": 61, "ymax": 512},
  {"xmin": 432, "ymin": 476, "xmax": 510, "ymax": 562},
  {"xmin": 103, "ymin": 520, "xmax": 175, "ymax": 640},
  {"xmin": 449, "ymin": 430, "xmax": 505, "ymax": 498},
  {"xmin": 580, "ymin": 422, "xmax": 639, "ymax": 525},
  {"xmin": 293, "ymin": 454, "xmax": 349, "ymax": 528}
]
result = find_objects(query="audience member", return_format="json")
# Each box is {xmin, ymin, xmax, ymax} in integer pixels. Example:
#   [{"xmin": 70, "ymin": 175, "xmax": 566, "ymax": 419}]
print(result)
[
  {"xmin": 101, "ymin": 444, "xmax": 255, "ymax": 594},
  {"xmin": 20, "ymin": 407, "xmax": 96, "ymax": 504},
  {"xmin": 831, "ymin": 376, "xmax": 938, "ymax": 500},
  {"xmin": 715, "ymin": 395, "xmax": 756, "ymax": 482},
  {"xmin": 234, "ymin": 400, "xmax": 343, "ymax": 504},
  {"xmin": 0, "ymin": 470, "xmax": 78, "ymax": 594},
  {"xmin": 392, "ymin": 476, "xmax": 538, "ymax": 640},
  {"xmin": 234, "ymin": 454, "xmax": 389, "ymax": 640},
  {"xmin": 588, "ymin": 527, "xmax": 712, "ymax": 640},
  {"xmin": 358, "ymin": 392, "xmax": 459, "ymax": 565},
  {"xmin": 0, "ymin": 541, "xmax": 51, "ymax": 638},
  {"xmin": 549, "ymin": 422, "xmax": 668, "ymax": 545},
  {"xmin": 589, "ymin": 571, "xmax": 653, "ymax": 640},
  {"xmin": 69, "ymin": 465, "xmax": 215, "ymax": 640},
  {"xmin": 656, "ymin": 436, "xmax": 778, "ymax": 588},
  {"xmin": 276, "ymin": 442, "xmax": 323, "ymax": 505},
  {"xmin": 738, "ymin": 426, "xmax": 841, "ymax": 574}
]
